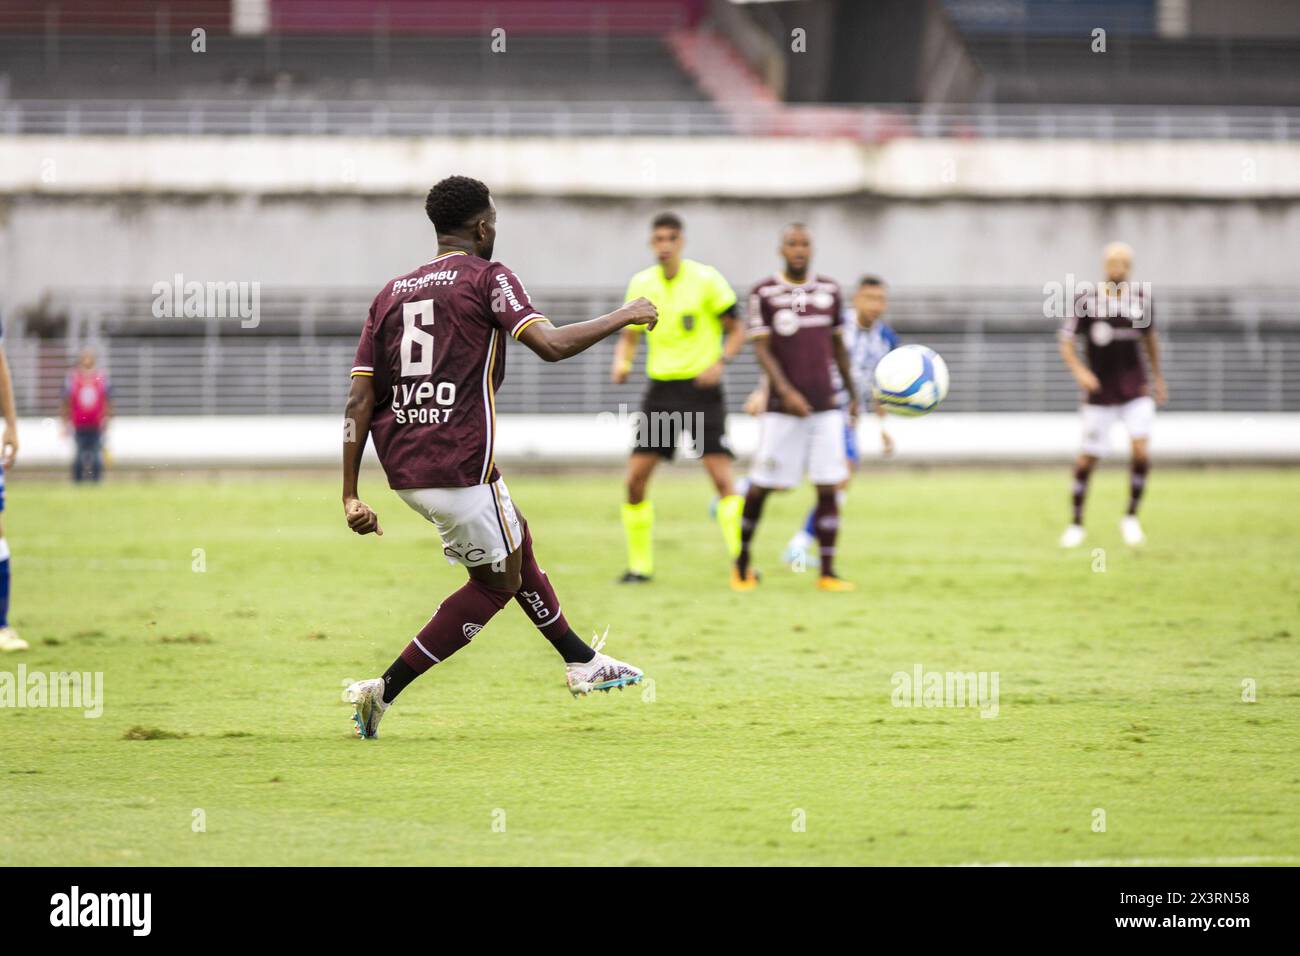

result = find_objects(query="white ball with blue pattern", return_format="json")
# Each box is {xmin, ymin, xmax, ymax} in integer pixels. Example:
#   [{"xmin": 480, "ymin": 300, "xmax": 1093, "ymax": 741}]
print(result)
[{"xmin": 872, "ymin": 344, "xmax": 949, "ymax": 416}]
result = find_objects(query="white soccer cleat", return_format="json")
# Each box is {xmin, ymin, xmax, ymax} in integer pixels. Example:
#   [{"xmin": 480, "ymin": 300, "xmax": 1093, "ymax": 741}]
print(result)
[
  {"xmin": 0, "ymin": 627, "xmax": 28, "ymax": 652},
  {"xmin": 1120, "ymin": 515, "xmax": 1146, "ymax": 546},
  {"xmin": 566, "ymin": 628, "xmax": 643, "ymax": 698},
  {"xmin": 1059, "ymin": 524, "xmax": 1086, "ymax": 548},
  {"xmin": 781, "ymin": 530, "xmax": 815, "ymax": 569},
  {"xmin": 345, "ymin": 678, "xmax": 389, "ymax": 739}
]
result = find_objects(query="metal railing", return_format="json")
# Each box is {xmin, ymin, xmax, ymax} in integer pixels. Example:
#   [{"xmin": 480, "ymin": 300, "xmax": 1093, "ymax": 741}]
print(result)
[
  {"xmin": 3, "ymin": 99, "xmax": 1297, "ymax": 140},
  {"xmin": 10, "ymin": 287, "xmax": 1300, "ymax": 417}
]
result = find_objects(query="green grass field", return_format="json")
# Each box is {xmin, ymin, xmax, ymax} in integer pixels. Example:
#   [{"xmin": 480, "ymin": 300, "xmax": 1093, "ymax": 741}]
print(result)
[{"xmin": 3, "ymin": 466, "xmax": 1298, "ymax": 866}]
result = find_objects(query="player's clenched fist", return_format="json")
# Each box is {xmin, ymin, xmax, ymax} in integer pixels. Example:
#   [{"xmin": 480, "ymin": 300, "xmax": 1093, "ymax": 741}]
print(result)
[
  {"xmin": 344, "ymin": 497, "xmax": 383, "ymax": 536},
  {"xmin": 619, "ymin": 297, "xmax": 658, "ymax": 331}
]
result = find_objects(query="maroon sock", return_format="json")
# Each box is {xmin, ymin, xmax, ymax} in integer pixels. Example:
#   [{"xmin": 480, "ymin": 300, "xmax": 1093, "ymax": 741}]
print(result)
[
  {"xmin": 1128, "ymin": 458, "xmax": 1150, "ymax": 516},
  {"xmin": 736, "ymin": 484, "xmax": 770, "ymax": 577},
  {"xmin": 813, "ymin": 488, "xmax": 840, "ymax": 578},
  {"xmin": 1071, "ymin": 462, "xmax": 1094, "ymax": 524},
  {"xmin": 396, "ymin": 578, "xmax": 515, "ymax": 677},
  {"xmin": 513, "ymin": 520, "xmax": 593, "ymax": 664}
]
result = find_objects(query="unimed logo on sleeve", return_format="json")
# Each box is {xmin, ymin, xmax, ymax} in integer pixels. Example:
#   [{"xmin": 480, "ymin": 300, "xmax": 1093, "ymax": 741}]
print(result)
[{"xmin": 50, "ymin": 886, "xmax": 151, "ymax": 937}]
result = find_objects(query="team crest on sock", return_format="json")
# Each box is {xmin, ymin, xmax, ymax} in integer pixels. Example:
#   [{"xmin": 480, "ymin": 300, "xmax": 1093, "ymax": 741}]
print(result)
[{"xmin": 462, "ymin": 623, "xmax": 483, "ymax": 640}]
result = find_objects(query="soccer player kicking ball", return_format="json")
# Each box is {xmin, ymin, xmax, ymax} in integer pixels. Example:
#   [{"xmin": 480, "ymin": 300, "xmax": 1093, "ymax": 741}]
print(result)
[
  {"xmin": 734, "ymin": 224, "xmax": 859, "ymax": 593},
  {"xmin": 1057, "ymin": 241, "xmax": 1167, "ymax": 548},
  {"xmin": 341, "ymin": 175, "xmax": 657, "ymax": 739}
]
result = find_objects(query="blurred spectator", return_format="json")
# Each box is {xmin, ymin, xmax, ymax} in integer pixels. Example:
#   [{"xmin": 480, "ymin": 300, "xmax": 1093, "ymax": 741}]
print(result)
[{"xmin": 62, "ymin": 349, "xmax": 113, "ymax": 483}]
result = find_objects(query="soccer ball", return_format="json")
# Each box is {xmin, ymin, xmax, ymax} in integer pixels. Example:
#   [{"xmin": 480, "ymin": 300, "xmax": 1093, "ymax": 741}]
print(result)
[{"xmin": 872, "ymin": 345, "xmax": 949, "ymax": 416}]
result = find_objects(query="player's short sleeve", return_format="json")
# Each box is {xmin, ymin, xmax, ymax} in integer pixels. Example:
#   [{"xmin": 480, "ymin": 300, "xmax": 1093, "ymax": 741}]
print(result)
[
  {"xmin": 830, "ymin": 284, "xmax": 844, "ymax": 333},
  {"xmin": 484, "ymin": 263, "xmax": 546, "ymax": 339},
  {"xmin": 883, "ymin": 323, "xmax": 900, "ymax": 351},
  {"xmin": 746, "ymin": 284, "xmax": 770, "ymax": 338},
  {"xmin": 705, "ymin": 266, "xmax": 737, "ymax": 316},
  {"xmin": 352, "ymin": 302, "xmax": 378, "ymax": 378}
]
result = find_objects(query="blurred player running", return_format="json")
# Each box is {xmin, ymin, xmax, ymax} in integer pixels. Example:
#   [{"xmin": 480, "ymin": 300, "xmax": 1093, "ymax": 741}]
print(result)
[
  {"xmin": 0, "ymin": 318, "xmax": 22, "ymax": 652},
  {"xmin": 1058, "ymin": 241, "xmax": 1167, "ymax": 548},
  {"xmin": 341, "ymin": 175, "xmax": 658, "ymax": 738},
  {"xmin": 611, "ymin": 213, "xmax": 746, "ymax": 583},
  {"xmin": 734, "ymin": 224, "xmax": 859, "ymax": 592},
  {"xmin": 750, "ymin": 275, "xmax": 899, "ymax": 568}
]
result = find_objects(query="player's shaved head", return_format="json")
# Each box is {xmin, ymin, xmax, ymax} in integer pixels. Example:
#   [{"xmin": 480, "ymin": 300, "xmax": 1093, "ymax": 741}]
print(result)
[
  {"xmin": 780, "ymin": 223, "xmax": 812, "ymax": 280},
  {"xmin": 1103, "ymin": 241, "xmax": 1134, "ymax": 283},
  {"xmin": 426, "ymin": 175, "xmax": 496, "ymax": 258}
]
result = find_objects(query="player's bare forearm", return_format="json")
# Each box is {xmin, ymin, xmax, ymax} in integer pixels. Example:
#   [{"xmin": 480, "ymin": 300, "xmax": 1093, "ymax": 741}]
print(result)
[
  {"xmin": 753, "ymin": 336, "xmax": 809, "ymax": 416},
  {"xmin": 1058, "ymin": 336, "xmax": 1098, "ymax": 391},
  {"xmin": 0, "ymin": 351, "xmax": 16, "ymax": 429},
  {"xmin": 722, "ymin": 310, "xmax": 746, "ymax": 360},
  {"xmin": 521, "ymin": 298, "xmax": 657, "ymax": 364},
  {"xmin": 342, "ymin": 376, "xmax": 374, "ymax": 502},
  {"xmin": 1143, "ymin": 331, "xmax": 1164, "ymax": 378},
  {"xmin": 832, "ymin": 335, "xmax": 859, "ymax": 413},
  {"xmin": 1144, "ymin": 331, "xmax": 1168, "ymax": 403},
  {"xmin": 0, "ymin": 350, "xmax": 17, "ymax": 467},
  {"xmin": 611, "ymin": 327, "xmax": 639, "ymax": 382}
]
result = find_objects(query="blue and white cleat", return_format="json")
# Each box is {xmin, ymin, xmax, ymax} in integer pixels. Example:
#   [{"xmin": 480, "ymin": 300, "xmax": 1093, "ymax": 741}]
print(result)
[
  {"xmin": 345, "ymin": 678, "xmax": 389, "ymax": 739},
  {"xmin": 566, "ymin": 628, "xmax": 643, "ymax": 698}
]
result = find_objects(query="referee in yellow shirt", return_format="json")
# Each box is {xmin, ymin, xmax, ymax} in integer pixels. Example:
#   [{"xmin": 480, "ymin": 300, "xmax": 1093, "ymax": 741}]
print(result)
[{"xmin": 611, "ymin": 212, "xmax": 747, "ymax": 583}]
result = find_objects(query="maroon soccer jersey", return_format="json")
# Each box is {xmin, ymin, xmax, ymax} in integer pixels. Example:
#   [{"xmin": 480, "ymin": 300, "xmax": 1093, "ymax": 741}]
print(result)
[
  {"xmin": 747, "ymin": 274, "xmax": 843, "ymax": 413},
  {"xmin": 351, "ymin": 250, "xmax": 546, "ymax": 489},
  {"xmin": 1060, "ymin": 283, "xmax": 1154, "ymax": 406}
]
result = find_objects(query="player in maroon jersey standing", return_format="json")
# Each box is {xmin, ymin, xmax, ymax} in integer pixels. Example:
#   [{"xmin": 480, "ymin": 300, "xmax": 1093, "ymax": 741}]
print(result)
[
  {"xmin": 1058, "ymin": 241, "xmax": 1168, "ymax": 549},
  {"xmin": 341, "ymin": 175, "xmax": 658, "ymax": 738},
  {"xmin": 734, "ymin": 224, "xmax": 859, "ymax": 593}
]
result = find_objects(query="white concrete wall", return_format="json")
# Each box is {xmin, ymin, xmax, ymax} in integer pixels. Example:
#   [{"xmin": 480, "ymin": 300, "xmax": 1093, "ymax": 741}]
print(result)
[
  {"xmin": 4, "ymin": 136, "xmax": 1298, "ymax": 198},
  {"xmin": 4, "ymin": 193, "xmax": 1299, "ymax": 307},
  {"xmin": 15, "ymin": 413, "xmax": 1300, "ymax": 470},
  {"xmin": 3, "ymin": 134, "xmax": 1297, "ymax": 307}
]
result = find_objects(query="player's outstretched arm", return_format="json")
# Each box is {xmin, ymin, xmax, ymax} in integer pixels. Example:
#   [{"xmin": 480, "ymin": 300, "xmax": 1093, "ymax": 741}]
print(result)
[
  {"xmin": 1143, "ymin": 330, "xmax": 1168, "ymax": 405},
  {"xmin": 519, "ymin": 297, "xmax": 658, "ymax": 364},
  {"xmin": 342, "ymin": 375, "xmax": 382, "ymax": 536}
]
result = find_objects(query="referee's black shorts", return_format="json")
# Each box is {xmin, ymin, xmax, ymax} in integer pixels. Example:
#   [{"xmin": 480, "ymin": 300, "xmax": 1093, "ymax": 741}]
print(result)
[{"xmin": 632, "ymin": 378, "xmax": 733, "ymax": 460}]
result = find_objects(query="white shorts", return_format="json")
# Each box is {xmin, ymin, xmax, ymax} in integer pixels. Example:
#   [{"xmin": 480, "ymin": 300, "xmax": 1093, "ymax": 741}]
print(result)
[
  {"xmin": 750, "ymin": 410, "xmax": 849, "ymax": 489},
  {"xmin": 397, "ymin": 478, "xmax": 523, "ymax": 568},
  {"xmin": 1080, "ymin": 396, "xmax": 1156, "ymax": 458}
]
